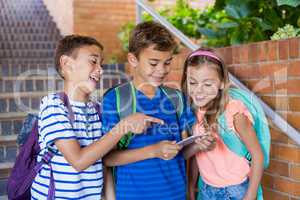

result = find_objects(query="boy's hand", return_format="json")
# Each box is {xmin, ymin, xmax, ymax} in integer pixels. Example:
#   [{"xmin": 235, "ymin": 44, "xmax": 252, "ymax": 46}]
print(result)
[
  {"xmin": 194, "ymin": 135, "xmax": 216, "ymax": 152},
  {"xmin": 121, "ymin": 113, "xmax": 164, "ymax": 135},
  {"xmin": 151, "ymin": 141, "xmax": 182, "ymax": 160}
]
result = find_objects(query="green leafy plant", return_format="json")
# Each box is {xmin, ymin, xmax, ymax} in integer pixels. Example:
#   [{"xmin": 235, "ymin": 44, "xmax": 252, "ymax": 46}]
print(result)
[
  {"xmin": 117, "ymin": 22, "xmax": 135, "ymax": 52},
  {"xmin": 271, "ymin": 24, "xmax": 300, "ymax": 40},
  {"xmin": 118, "ymin": 0, "xmax": 300, "ymax": 50}
]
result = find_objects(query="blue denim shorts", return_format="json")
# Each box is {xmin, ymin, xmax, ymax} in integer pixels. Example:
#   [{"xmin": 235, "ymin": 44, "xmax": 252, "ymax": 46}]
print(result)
[{"xmin": 199, "ymin": 178, "xmax": 249, "ymax": 200}]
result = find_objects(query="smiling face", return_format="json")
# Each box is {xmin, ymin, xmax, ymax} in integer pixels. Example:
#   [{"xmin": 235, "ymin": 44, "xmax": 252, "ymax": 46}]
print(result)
[
  {"xmin": 129, "ymin": 44, "xmax": 173, "ymax": 87},
  {"xmin": 62, "ymin": 45, "xmax": 103, "ymax": 96},
  {"xmin": 187, "ymin": 64, "xmax": 224, "ymax": 108}
]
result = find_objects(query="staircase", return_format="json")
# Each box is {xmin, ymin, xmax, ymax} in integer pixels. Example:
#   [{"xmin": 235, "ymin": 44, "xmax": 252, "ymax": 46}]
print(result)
[
  {"xmin": 0, "ymin": 0, "xmax": 62, "ymax": 197},
  {"xmin": 0, "ymin": 0, "xmax": 126, "ymax": 198}
]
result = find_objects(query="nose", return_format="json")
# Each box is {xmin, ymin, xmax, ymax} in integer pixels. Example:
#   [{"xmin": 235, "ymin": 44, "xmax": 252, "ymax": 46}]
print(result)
[
  {"xmin": 95, "ymin": 63, "xmax": 103, "ymax": 75},
  {"xmin": 156, "ymin": 63, "xmax": 169, "ymax": 74}
]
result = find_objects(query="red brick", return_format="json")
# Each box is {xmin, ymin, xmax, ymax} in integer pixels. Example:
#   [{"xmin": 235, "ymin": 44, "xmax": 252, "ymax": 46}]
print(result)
[
  {"xmin": 274, "ymin": 79, "xmax": 300, "ymax": 95},
  {"xmin": 261, "ymin": 96, "xmax": 289, "ymax": 112},
  {"xmin": 262, "ymin": 173, "xmax": 274, "ymax": 188},
  {"xmin": 246, "ymin": 79, "xmax": 273, "ymax": 95},
  {"xmin": 263, "ymin": 188, "xmax": 290, "ymax": 200},
  {"xmin": 248, "ymin": 43, "xmax": 258, "ymax": 63},
  {"xmin": 258, "ymin": 42, "xmax": 268, "ymax": 62},
  {"xmin": 273, "ymin": 176, "xmax": 300, "ymax": 196},
  {"xmin": 232, "ymin": 47, "xmax": 241, "ymax": 64},
  {"xmin": 289, "ymin": 97, "xmax": 300, "ymax": 112},
  {"xmin": 270, "ymin": 127, "xmax": 289, "ymax": 144},
  {"xmin": 223, "ymin": 47, "xmax": 233, "ymax": 65},
  {"xmin": 279, "ymin": 40, "xmax": 289, "ymax": 60},
  {"xmin": 288, "ymin": 60, "xmax": 300, "ymax": 77},
  {"xmin": 287, "ymin": 79, "xmax": 300, "ymax": 94},
  {"xmin": 271, "ymin": 143, "xmax": 300, "ymax": 163},
  {"xmin": 239, "ymin": 46, "xmax": 249, "ymax": 63},
  {"xmin": 233, "ymin": 66, "xmax": 249, "ymax": 79},
  {"xmin": 267, "ymin": 41, "xmax": 278, "ymax": 61},
  {"xmin": 287, "ymin": 112, "xmax": 300, "ymax": 131},
  {"xmin": 259, "ymin": 63, "xmax": 279, "ymax": 78},
  {"xmin": 290, "ymin": 164, "xmax": 300, "ymax": 181},
  {"xmin": 265, "ymin": 159, "xmax": 289, "ymax": 177},
  {"xmin": 289, "ymin": 38, "xmax": 300, "ymax": 58}
]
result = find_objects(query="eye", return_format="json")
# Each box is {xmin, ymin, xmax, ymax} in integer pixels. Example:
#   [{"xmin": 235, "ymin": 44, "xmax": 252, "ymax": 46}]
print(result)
[
  {"xmin": 149, "ymin": 63, "xmax": 158, "ymax": 67},
  {"xmin": 164, "ymin": 61, "xmax": 171, "ymax": 66},
  {"xmin": 189, "ymin": 81, "xmax": 197, "ymax": 85},
  {"xmin": 90, "ymin": 59, "xmax": 98, "ymax": 65},
  {"xmin": 204, "ymin": 83, "xmax": 212, "ymax": 87}
]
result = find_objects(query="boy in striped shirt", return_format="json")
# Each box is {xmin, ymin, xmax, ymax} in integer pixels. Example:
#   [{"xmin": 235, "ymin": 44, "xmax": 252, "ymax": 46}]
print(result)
[{"xmin": 31, "ymin": 35, "xmax": 163, "ymax": 200}]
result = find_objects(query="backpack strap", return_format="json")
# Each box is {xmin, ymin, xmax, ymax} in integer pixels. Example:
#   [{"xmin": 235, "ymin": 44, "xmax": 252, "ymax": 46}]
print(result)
[
  {"xmin": 57, "ymin": 92, "xmax": 75, "ymax": 126},
  {"xmin": 116, "ymin": 81, "xmax": 137, "ymax": 119},
  {"xmin": 159, "ymin": 86, "xmax": 184, "ymax": 119},
  {"xmin": 115, "ymin": 82, "xmax": 136, "ymax": 149},
  {"xmin": 39, "ymin": 92, "xmax": 76, "ymax": 199}
]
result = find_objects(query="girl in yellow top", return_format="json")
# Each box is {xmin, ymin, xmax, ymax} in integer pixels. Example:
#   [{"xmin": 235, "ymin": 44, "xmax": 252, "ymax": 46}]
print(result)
[{"xmin": 182, "ymin": 48, "xmax": 264, "ymax": 200}]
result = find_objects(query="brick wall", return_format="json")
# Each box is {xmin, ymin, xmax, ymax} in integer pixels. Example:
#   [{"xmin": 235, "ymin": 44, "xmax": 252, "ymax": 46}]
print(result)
[
  {"xmin": 160, "ymin": 38, "xmax": 300, "ymax": 199},
  {"xmin": 73, "ymin": 0, "xmax": 214, "ymax": 62},
  {"xmin": 74, "ymin": 0, "xmax": 136, "ymax": 62},
  {"xmin": 216, "ymin": 38, "xmax": 300, "ymax": 200}
]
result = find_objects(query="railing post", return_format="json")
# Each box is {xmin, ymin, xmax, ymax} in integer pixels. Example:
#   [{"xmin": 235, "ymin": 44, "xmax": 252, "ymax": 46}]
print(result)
[{"xmin": 136, "ymin": 0, "xmax": 143, "ymax": 24}]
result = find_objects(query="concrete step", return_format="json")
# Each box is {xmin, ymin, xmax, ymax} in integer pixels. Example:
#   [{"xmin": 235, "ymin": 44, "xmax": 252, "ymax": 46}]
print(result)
[{"xmin": 0, "ymin": 135, "xmax": 17, "ymax": 146}]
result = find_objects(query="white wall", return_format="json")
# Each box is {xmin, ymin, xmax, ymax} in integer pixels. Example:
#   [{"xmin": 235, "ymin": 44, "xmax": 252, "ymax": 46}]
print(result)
[{"xmin": 43, "ymin": 0, "xmax": 74, "ymax": 35}]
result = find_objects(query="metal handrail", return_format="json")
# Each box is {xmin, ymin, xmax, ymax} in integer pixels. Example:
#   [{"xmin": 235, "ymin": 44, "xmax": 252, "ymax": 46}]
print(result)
[{"xmin": 136, "ymin": 0, "xmax": 300, "ymax": 146}]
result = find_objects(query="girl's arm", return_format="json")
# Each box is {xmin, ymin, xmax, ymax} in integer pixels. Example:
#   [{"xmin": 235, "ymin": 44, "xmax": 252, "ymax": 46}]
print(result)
[
  {"xmin": 188, "ymin": 156, "xmax": 199, "ymax": 200},
  {"xmin": 233, "ymin": 114, "xmax": 264, "ymax": 200},
  {"xmin": 182, "ymin": 135, "xmax": 216, "ymax": 159}
]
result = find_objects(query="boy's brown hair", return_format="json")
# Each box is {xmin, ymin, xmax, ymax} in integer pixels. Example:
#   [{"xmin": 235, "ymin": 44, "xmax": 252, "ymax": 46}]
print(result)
[
  {"xmin": 129, "ymin": 21, "xmax": 177, "ymax": 58},
  {"xmin": 54, "ymin": 35, "xmax": 103, "ymax": 78}
]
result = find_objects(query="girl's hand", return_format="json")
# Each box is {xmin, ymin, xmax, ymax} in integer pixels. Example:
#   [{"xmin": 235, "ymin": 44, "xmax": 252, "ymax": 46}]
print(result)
[
  {"xmin": 151, "ymin": 141, "xmax": 182, "ymax": 160},
  {"xmin": 121, "ymin": 113, "xmax": 164, "ymax": 135},
  {"xmin": 194, "ymin": 135, "xmax": 216, "ymax": 152}
]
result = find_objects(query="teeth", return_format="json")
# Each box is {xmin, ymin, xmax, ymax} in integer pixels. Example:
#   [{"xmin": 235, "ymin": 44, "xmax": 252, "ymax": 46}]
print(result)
[{"xmin": 90, "ymin": 76, "xmax": 99, "ymax": 82}]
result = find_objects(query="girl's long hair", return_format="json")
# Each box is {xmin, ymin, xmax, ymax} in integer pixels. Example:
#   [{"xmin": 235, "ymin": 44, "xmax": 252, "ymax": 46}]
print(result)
[{"xmin": 181, "ymin": 47, "xmax": 231, "ymax": 126}]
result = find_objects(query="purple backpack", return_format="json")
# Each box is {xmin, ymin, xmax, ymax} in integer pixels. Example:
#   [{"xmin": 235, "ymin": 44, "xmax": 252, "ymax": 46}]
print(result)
[{"xmin": 7, "ymin": 93, "xmax": 101, "ymax": 200}]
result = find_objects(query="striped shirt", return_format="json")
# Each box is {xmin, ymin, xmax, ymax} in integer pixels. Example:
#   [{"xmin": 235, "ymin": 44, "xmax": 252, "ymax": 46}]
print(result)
[
  {"xmin": 102, "ymin": 86, "xmax": 196, "ymax": 200},
  {"xmin": 31, "ymin": 94, "xmax": 103, "ymax": 200}
]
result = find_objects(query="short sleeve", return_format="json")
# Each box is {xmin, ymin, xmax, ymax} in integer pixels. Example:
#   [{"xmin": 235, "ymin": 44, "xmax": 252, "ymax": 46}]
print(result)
[
  {"xmin": 225, "ymin": 99, "xmax": 254, "ymax": 133},
  {"xmin": 178, "ymin": 93, "xmax": 196, "ymax": 133},
  {"xmin": 101, "ymin": 89, "xmax": 120, "ymax": 134},
  {"xmin": 38, "ymin": 95, "xmax": 76, "ymax": 147}
]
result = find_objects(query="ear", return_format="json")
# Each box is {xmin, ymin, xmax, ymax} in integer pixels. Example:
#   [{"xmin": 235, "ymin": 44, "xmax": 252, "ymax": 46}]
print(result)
[
  {"xmin": 60, "ymin": 55, "xmax": 73, "ymax": 75},
  {"xmin": 220, "ymin": 82, "xmax": 225, "ymax": 90},
  {"xmin": 127, "ymin": 53, "xmax": 139, "ymax": 68}
]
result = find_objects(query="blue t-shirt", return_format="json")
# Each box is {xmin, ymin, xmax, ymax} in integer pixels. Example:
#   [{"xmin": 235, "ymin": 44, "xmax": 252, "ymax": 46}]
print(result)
[{"xmin": 102, "ymin": 86, "xmax": 195, "ymax": 200}]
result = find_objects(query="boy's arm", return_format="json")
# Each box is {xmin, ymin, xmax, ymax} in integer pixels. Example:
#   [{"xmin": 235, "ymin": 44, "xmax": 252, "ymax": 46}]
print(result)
[
  {"xmin": 234, "ymin": 113, "xmax": 264, "ymax": 200},
  {"xmin": 103, "ymin": 167, "xmax": 115, "ymax": 200},
  {"xmin": 55, "ymin": 113, "xmax": 163, "ymax": 171},
  {"xmin": 103, "ymin": 140, "xmax": 181, "ymax": 166}
]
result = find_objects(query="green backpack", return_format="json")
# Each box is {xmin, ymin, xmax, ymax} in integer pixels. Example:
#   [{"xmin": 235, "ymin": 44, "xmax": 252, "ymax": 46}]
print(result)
[
  {"xmin": 113, "ymin": 81, "xmax": 184, "ymax": 149},
  {"xmin": 197, "ymin": 88, "xmax": 271, "ymax": 200}
]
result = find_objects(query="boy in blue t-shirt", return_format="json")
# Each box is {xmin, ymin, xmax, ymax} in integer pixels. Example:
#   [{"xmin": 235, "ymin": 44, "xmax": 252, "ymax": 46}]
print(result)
[
  {"xmin": 31, "ymin": 35, "xmax": 162, "ymax": 200},
  {"xmin": 102, "ymin": 21, "xmax": 196, "ymax": 200}
]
